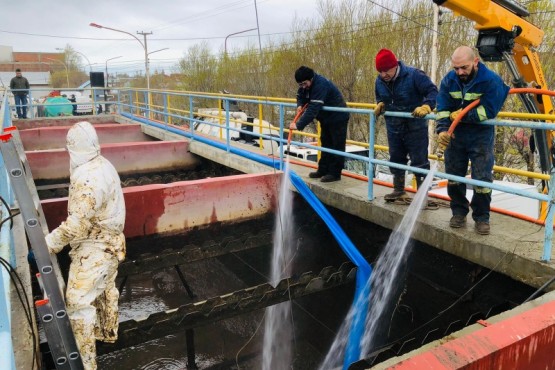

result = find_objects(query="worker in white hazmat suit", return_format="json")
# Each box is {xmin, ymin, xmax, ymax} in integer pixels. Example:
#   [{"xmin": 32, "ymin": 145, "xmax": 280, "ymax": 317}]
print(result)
[{"xmin": 45, "ymin": 121, "xmax": 126, "ymax": 370}]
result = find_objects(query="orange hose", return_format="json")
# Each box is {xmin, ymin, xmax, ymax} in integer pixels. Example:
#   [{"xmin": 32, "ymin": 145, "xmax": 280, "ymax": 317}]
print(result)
[
  {"xmin": 287, "ymin": 103, "xmax": 308, "ymax": 148},
  {"xmin": 442, "ymin": 87, "xmax": 554, "ymax": 226}
]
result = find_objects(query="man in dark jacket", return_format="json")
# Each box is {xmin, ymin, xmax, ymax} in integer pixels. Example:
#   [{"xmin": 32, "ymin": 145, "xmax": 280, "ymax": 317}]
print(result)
[
  {"xmin": 374, "ymin": 49, "xmax": 438, "ymax": 201},
  {"xmin": 436, "ymin": 46, "xmax": 510, "ymax": 235},
  {"xmin": 290, "ymin": 66, "xmax": 350, "ymax": 182},
  {"xmin": 10, "ymin": 68, "xmax": 30, "ymax": 119}
]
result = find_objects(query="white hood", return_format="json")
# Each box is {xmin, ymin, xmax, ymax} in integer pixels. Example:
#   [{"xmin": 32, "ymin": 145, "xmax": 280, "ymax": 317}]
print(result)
[{"xmin": 66, "ymin": 121, "xmax": 100, "ymax": 173}]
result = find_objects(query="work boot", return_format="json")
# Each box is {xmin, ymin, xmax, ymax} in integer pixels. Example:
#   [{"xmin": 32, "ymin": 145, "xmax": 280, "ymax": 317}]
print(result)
[
  {"xmin": 475, "ymin": 221, "xmax": 490, "ymax": 235},
  {"xmin": 449, "ymin": 215, "xmax": 466, "ymax": 228},
  {"xmin": 385, "ymin": 175, "xmax": 407, "ymax": 202},
  {"xmin": 321, "ymin": 174, "xmax": 340, "ymax": 183},
  {"xmin": 309, "ymin": 171, "xmax": 324, "ymax": 179}
]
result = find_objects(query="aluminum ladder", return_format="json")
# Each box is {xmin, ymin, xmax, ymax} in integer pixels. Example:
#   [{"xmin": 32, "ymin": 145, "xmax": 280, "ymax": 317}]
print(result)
[{"xmin": 0, "ymin": 128, "xmax": 84, "ymax": 370}]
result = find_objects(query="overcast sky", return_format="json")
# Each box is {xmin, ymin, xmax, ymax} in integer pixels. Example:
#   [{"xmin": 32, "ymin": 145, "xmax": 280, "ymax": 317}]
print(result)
[{"xmin": 1, "ymin": 0, "xmax": 319, "ymax": 75}]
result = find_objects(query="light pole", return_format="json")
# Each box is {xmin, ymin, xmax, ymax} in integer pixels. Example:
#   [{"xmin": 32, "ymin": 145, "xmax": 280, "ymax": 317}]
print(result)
[
  {"xmin": 147, "ymin": 48, "xmax": 169, "ymax": 77},
  {"xmin": 105, "ymin": 56, "xmax": 123, "ymax": 88},
  {"xmin": 90, "ymin": 23, "xmax": 151, "ymax": 91},
  {"xmin": 224, "ymin": 28, "xmax": 257, "ymax": 56},
  {"xmin": 45, "ymin": 57, "xmax": 69, "ymax": 88},
  {"xmin": 56, "ymin": 48, "xmax": 92, "ymax": 73}
]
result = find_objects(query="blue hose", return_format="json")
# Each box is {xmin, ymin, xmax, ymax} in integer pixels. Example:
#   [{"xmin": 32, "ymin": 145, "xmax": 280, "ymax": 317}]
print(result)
[{"xmin": 122, "ymin": 113, "xmax": 372, "ymax": 367}]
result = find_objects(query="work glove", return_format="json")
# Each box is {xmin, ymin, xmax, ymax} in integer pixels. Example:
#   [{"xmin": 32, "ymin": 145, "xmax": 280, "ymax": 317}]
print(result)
[
  {"xmin": 289, "ymin": 121, "xmax": 298, "ymax": 130},
  {"xmin": 374, "ymin": 102, "xmax": 385, "ymax": 117},
  {"xmin": 412, "ymin": 104, "xmax": 432, "ymax": 118},
  {"xmin": 449, "ymin": 108, "xmax": 462, "ymax": 122},
  {"xmin": 437, "ymin": 131, "xmax": 451, "ymax": 150},
  {"xmin": 296, "ymin": 106, "xmax": 303, "ymax": 115}
]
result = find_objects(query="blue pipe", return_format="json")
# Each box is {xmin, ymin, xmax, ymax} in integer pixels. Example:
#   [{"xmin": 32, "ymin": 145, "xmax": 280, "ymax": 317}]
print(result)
[{"xmin": 122, "ymin": 113, "xmax": 373, "ymax": 367}]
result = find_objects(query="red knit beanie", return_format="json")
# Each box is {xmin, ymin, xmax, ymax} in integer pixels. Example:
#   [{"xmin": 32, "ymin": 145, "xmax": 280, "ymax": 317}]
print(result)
[{"xmin": 375, "ymin": 49, "xmax": 398, "ymax": 72}]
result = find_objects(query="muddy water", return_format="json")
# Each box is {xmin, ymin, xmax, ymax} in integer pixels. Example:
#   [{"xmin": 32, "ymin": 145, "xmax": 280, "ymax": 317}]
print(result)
[{"xmin": 95, "ymin": 198, "xmax": 536, "ymax": 369}]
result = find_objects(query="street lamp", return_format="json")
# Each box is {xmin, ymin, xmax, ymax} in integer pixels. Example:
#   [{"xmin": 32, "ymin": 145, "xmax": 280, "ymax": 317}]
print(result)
[
  {"xmin": 105, "ymin": 56, "xmax": 123, "ymax": 88},
  {"xmin": 56, "ymin": 48, "xmax": 92, "ymax": 73},
  {"xmin": 90, "ymin": 22, "xmax": 151, "ymax": 91},
  {"xmin": 45, "ymin": 57, "xmax": 69, "ymax": 88},
  {"xmin": 147, "ymin": 48, "xmax": 169, "ymax": 75},
  {"xmin": 224, "ymin": 28, "xmax": 257, "ymax": 56}
]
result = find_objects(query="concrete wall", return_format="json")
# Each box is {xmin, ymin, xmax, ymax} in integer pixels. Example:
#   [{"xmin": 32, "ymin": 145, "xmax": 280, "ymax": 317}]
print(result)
[
  {"xmin": 20, "ymin": 124, "xmax": 155, "ymax": 150},
  {"xmin": 41, "ymin": 172, "xmax": 280, "ymax": 238},
  {"xmin": 27, "ymin": 141, "xmax": 200, "ymax": 181}
]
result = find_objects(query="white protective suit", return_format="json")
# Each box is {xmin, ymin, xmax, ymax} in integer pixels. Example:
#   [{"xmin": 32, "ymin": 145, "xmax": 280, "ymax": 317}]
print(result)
[{"xmin": 45, "ymin": 121, "xmax": 126, "ymax": 370}]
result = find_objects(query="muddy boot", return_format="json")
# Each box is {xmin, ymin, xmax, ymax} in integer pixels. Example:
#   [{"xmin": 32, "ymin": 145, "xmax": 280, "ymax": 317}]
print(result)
[{"xmin": 385, "ymin": 175, "xmax": 407, "ymax": 202}]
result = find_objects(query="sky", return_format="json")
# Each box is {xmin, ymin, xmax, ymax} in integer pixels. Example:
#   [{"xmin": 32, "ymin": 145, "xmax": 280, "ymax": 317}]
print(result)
[{"xmin": 1, "ymin": 0, "xmax": 320, "ymax": 75}]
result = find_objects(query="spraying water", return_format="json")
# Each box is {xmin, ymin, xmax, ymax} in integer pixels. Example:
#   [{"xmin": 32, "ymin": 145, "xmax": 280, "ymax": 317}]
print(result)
[
  {"xmin": 360, "ymin": 163, "xmax": 437, "ymax": 357},
  {"xmin": 319, "ymin": 163, "xmax": 437, "ymax": 369},
  {"xmin": 262, "ymin": 160, "xmax": 295, "ymax": 370}
]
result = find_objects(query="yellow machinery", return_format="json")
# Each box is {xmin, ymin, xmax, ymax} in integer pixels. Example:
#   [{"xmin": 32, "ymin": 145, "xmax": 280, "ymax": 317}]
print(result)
[{"xmin": 433, "ymin": 0, "xmax": 555, "ymax": 218}]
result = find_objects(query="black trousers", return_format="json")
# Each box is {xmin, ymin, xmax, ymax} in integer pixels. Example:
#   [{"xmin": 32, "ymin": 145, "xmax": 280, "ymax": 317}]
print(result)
[{"xmin": 318, "ymin": 118, "xmax": 349, "ymax": 177}]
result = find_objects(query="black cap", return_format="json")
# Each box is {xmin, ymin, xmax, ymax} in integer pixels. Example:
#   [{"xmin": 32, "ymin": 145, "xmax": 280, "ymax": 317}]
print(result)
[{"xmin": 295, "ymin": 66, "xmax": 314, "ymax": 83}]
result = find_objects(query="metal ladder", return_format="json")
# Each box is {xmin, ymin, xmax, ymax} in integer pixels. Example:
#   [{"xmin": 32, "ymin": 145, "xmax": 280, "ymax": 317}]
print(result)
[{"xmin": 0, "ymin": 129, "xmax": 84, "ymax": 370}]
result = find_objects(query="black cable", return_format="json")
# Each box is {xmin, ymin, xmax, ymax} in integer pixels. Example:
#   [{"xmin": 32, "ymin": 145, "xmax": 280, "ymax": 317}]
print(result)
[
  {"xmin": 0, "ymin": 211, "xmax": 21, "ymax": 230},
  {"xmin": 523, "ymin": 275, "xmax": 555, "ymax": 303},
  {"xmin": 0, "ymin": 195, "xmax": 15, "ymax": 230},
  {"xmin": 364, "ymin": 243, "xmax": 517, "ymax": 360},
  {"xmin": 0, "ymin": 256, "xmax": 38, "ymax": 370}
]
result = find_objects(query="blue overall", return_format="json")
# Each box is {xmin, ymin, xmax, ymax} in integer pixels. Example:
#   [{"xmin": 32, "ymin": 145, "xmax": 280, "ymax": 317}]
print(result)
[
  {"xmin": 375, "ymin": 61, "xmax": 438, "ymax": 179},
  {"xmin": 436, "ymin": 62, "xmax": 510, "ymax": 222},
  {"xmin": 296, "ymin": 74, "xmax": 350, "ymax": 178}
]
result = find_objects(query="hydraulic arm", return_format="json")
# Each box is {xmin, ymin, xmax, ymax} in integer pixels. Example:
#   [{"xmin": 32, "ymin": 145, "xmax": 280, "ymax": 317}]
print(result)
[
  {"xmin": 433, "ymin": 0, "xmax": 555, "ymax": 177},
  {"xmin": 434, "ymin": 0, "xmax": 555, "ymax": 221}
]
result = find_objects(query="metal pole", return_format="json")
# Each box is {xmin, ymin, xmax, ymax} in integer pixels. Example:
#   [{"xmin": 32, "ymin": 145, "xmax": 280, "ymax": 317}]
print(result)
[
  {"xmin": 137, "ymin": 31, "xmax": 152, "ymax": 91},
  {"xmin": 105, "ymin": 56, "xmax": 122, "ymax": 89},
  {"xmin": 224, "ymin": 28, "xmax": 257, "ymax": 56},
  {"xmin": 429, "ymin": 4, "xmax": 440, "ymax": 155},
  {"xmin": 90, "ymin": 23, "xmax": 150, "ymax": 89},
  {"xmin": 45, "ymin": 57, "xmax": 69, "ymax": 88}
]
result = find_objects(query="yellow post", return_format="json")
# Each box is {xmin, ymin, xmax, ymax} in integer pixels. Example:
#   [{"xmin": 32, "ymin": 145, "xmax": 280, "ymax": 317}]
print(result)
[
  {"xmin": 218, "ymin": 99, "xmax": 223, "ymax": 139},
  {"xmin": 167, "ymin": 94, "xmax": 172, "ymax": 125},
  {"xmin": 134, "ymin": 91, "xmax": 139, "ymax": 115},
  {"xmin": 258, "ymin": 102, "xmax": 264, "ymax": 149}
]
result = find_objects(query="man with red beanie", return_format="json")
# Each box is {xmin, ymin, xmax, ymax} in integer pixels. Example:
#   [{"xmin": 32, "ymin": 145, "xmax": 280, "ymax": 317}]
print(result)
[
  {"xmin": 290, "ymin": 66, "xmax": 350, "ymax": 182},
  {"xmin": 374, "ymin": 48, "xmax": 438, "ymax": 202}
]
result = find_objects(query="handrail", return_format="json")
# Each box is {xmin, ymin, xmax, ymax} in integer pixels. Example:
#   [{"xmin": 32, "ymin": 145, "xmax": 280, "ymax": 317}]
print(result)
[
  {"xmin": 0, "ymin": 93, "xmax": 17, "ymax": 370},
  {"xmin": 117, "ymin": 87, "xmax": 555, "ymax": 261}
]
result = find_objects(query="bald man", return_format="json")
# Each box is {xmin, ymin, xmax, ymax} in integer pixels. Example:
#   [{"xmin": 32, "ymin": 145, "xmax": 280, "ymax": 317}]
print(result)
[{"xmin": 435, "ymin": 46, "xmax": 509, "ymax": 235}]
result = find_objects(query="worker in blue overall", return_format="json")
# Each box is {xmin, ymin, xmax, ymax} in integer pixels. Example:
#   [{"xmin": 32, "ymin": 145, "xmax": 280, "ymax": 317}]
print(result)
[
  {"xmin": 290, "ymin": 66, "xmax": 350, "ymax": 183},
  {"xmin": 374, "ymin": 48, "xmax": 438, "ymax": 202},
  {"xmin": 436, "ymin": 46, "xmax": 510, "ymax": 235}
]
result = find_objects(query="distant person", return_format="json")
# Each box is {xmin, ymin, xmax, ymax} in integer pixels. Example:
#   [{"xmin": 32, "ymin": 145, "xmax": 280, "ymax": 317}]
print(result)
[
  {"xmin": 374, "ymin": 48, "xmax": 438, "ymax": 202},
  {"xmin": 68, "ymin": 94, "xmax": 78, "ymax": 116},
  {"xmin": 289, "ymin": 66, "xmax": 350, "ymax": 182},
  {"xmin": 10, "ymin": 68, "xmax": 30, "ymax": 119},
  {"xmin": 436, "ymin": 46, "xmax": 509, "ymax": 235},
  {"xmin": 45, "ymin": 122, "xmax": 126, "ymax": 369}
]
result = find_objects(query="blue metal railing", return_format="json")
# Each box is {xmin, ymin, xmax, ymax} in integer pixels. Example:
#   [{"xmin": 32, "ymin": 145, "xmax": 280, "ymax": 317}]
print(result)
[
  {"xmin": 0, "ymin": 92, "xmax": 17, "ymax": 370},
  {"xmin": 116, "ymin": 89, "xmax": 555, "ymax": 262}
]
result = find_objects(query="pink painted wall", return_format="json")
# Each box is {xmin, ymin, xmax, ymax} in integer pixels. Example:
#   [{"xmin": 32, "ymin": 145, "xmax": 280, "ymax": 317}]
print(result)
[
  {"xmin": 27, "ymin": 141, "xmax": 200, "ymax": 180},
  {"xmin": 20, "ymin": 124, "xmax": 154, "ymax": 150},
  {"xmin": 41, "ymin": 172, "xmax": 280, "ymax": 238}
]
